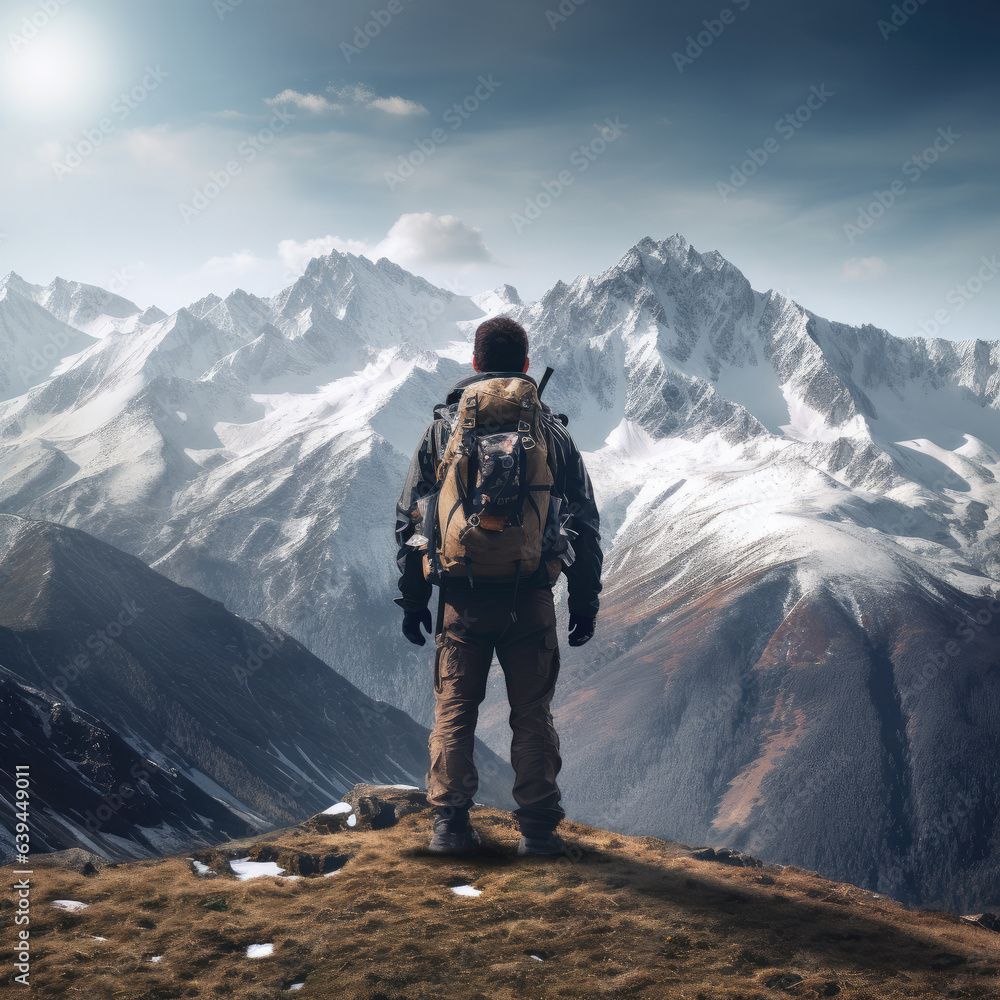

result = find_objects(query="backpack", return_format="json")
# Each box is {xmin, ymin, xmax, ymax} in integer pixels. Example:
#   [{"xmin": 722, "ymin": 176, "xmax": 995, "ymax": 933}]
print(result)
[{"xmin": 417, "ymin": 375, "xmax": 561, "ymax": 588}]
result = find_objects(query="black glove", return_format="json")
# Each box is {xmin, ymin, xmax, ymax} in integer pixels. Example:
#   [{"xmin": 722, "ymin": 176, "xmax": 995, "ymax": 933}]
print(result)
[
  {"xmin": 568, "ymin": 613, "xmax": 596, "ymax": 647},
  {"xmin": 402, "ymin": 608, "xmax": 433, "ymax": 646}
]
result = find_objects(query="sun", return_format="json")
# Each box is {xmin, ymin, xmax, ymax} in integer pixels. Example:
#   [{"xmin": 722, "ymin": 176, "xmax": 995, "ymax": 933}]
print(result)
[
  {"xmin": 9, "ymin": 36, "xmax": 86, "ymax": 107},
  {"xmin": 3, "ymin": 20, "xmax": 109, "ymax": 118}
]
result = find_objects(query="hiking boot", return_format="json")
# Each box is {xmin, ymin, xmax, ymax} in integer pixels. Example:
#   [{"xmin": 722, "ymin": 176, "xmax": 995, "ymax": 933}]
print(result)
[
  {"xmin": 517, "ymin": 830, "xmax": 568, "ymax": 857},
  {"xmin": 428, "ymin": 825, "xmax": 483, "ymax": 855},
  {"xmin": 428, "ymin": 810, "xmax": 482, "ymax": 855}
]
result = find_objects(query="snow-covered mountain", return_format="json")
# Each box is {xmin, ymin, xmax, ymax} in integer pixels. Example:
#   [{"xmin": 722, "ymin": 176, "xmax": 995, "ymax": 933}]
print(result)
[
  {"xmin": 0, "ymin": 514, "xmax": 515, "ymax": 862},
  {"xmin": 0, "ymin": 236, "xmax": 998, "ymax": 907}
]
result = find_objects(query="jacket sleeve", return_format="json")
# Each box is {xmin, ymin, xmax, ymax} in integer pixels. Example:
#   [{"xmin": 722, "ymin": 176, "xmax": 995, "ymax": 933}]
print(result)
[
  {"xmin": 559, "ymin": 432, "xmax": 604, "ymax": 618},
  {"xmin": 393, "ymin": 422, "xmax": 441, "ymax": 612}
]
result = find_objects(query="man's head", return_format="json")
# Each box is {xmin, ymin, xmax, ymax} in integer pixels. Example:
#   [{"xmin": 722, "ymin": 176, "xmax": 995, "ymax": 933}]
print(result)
[{"xmin": 472, "ymin": 316, "xmax": 529, "ymax": 374}]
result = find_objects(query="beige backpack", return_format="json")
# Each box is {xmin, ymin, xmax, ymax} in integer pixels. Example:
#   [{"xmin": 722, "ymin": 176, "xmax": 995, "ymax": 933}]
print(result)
[{"xmin": 419, "ymin": 376, "xmax": 560, "ymax": 586}]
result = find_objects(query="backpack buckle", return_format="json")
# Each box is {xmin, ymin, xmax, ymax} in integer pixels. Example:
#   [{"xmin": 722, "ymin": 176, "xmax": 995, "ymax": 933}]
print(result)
[
  {"xmin": 517, "ymin": 420, "xmax": 531, "ymax": 433},
  {"xmin": 461, "ymin": 393, "xmax": 479, "ymax": 428},
  {"xmin": 521, "ymin": 436, "xmax": 535, "ymax": 450}
]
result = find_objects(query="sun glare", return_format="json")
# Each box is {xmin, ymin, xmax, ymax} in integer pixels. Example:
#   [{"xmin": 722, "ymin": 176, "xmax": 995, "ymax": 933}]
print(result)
[
  {"xmin": 4, "ymin": 23, "xmax": 108, "ymax": 117},
  {"xmin": 11, "ymin": 37, "xmax": 84, "ymax": 105}
]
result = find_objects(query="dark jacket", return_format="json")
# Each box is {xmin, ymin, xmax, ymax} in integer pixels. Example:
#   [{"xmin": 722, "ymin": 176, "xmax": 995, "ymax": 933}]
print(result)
[{"xmin": 394, "ymin": 371, "xmax": 603, "ymax": 617}]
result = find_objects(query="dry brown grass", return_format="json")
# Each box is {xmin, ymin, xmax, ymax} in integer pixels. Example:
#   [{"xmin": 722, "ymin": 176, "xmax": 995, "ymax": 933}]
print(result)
[{"xmin": 2, "ymin": 799, "xmax": 1000, "ymax": 1000}]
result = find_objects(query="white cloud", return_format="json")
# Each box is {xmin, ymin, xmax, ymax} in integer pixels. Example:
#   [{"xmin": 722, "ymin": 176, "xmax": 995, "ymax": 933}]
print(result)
[
  {"xmin": 263, "ymin": 84, "xmax": 427, "ymax": 117},
  {"xmin": 843, "ymin": 256, "xmax": 887, "ymax": 281},
  {"xmin": 275, "ymin": 214, "xmax": 492, "ymax": 278},
  {"xmin": 376, "ymin": 213, "xmax": 493, "ymax": 266},
  {"xmin": 197, "ymin": 214, "xmax": 492, "ymax": 304},
  {"xmin": 121, "ymin": 124, "xmax": 205, "ymax": 170},
  {"xmin": 328, "ymin": 84, "xmax": 427, "ymax": 116},
  {"xmin": 368, "ymin": 94, "xmax": 428, "ymax": 115},
  {"xmin": 200, "ymin": 250, "xmax": 267, "ymax": 276},
  {"xmin": 265, "ymin": 89, "xmax": 342, "ymax": 114}
]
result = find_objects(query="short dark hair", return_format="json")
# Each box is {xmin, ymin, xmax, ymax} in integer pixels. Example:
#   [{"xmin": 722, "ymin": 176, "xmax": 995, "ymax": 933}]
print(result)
[{"xmin": 474, "ymin": 316, "xmax": 528, "ymax": 372}]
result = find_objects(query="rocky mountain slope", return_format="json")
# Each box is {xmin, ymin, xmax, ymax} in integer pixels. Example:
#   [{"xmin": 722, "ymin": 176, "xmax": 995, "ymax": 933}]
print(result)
[
  {"xmin": 3, "ymin": 783, "xmax": 1000, "ymax": 999},
  {"xmin": 0, "ymin": 235, "xmax": 997, "ymax": 910},
  {"xmin": 0, "ymin": 515, "xmax": 514, "ymax": 862}
]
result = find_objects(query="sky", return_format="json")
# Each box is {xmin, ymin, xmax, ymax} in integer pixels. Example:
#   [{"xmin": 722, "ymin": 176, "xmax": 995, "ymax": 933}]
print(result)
[{"xmin": 0, "ymin": 0, "xmax": 997, "ymax": 341}]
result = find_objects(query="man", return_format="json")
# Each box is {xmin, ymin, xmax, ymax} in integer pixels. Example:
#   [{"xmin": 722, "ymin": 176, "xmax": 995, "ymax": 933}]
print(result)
[{"xmin": 394, "ymin": 316, "xmax": 603, "ymax": 857}]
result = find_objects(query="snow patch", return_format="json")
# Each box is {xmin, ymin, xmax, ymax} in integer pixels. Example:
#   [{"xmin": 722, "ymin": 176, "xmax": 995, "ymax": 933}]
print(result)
[
  {"xmin": 322, "ymin": 802, "xmax": 353, "ymax": 815},
  {"xmin": 230, "ymin": 857, "xmax": 286, "ymax": 880}
]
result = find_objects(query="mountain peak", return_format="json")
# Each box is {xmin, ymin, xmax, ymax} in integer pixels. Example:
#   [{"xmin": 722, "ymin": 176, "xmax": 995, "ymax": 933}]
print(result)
[
  {"xmin": 633, "ymin": 232, "xmax": 692, "ymax": 256},
  {"xmin": 0, "ymin": 271, "xmax": 41, "ymax": 299},
  {"xmin": 472, "ymin": 283, "xmax": 522, "ymax": 316},
  {"xmin": 137, "ymin": 304, "xmax": 168, "ymax": 326},
  {"xmin": 14, "ymin": 781, "xmax": 997, "ymax": 997},
  {"xmin": 186, "ymin": 293, "xmax": 223, "ymax": 319}
]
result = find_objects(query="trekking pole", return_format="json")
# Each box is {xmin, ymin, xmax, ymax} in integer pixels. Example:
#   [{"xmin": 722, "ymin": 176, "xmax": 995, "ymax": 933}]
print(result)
[{"xmin": 537, "ymin": 366, "xmax": 554, "ymax": 398}]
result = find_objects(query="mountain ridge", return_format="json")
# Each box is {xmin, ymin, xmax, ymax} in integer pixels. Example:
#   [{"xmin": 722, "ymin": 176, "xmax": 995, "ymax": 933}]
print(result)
[{"xmin": 0, "ymin": 235, "xmax": 997, "ymax": 909}]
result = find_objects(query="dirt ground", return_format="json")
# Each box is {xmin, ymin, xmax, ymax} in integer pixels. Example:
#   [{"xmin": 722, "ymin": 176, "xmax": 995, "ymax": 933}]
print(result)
[{"xmin": 2, "ymin": 788, "xmax": 999, "ymax": 1000}]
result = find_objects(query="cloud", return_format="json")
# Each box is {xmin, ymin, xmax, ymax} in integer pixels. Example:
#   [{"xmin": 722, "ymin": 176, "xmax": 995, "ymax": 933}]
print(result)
[
  {"xmin": 328, "ymin": 84, "xmax": 428, "ymax": 116},
  {"xmin": 199, "ymin": 214, "xmax": 493, "ymax": 302},
  {"xmin": 276, "ymin": 214, "xmax": 493, "ymax": 276},
  {"xmin": 199, "ymin": 250, "xmax": 268, "ymax": 276},
  {"xmin": 212, "ymin": 108, "xmax": 265, "ymax": 121},
  {"xmin": 123, "ymin": 128, "xmax": 185, "ymax": 168},
  {"xmin": 843, "ymin": 257, "xmax": 887, "ymax": 281},
  {"xmin": 265, "ymin": 89, "xmax": 342, "ymax": 114},
  {"xmin": 264, "ymin": 84, "xmax": 427, "ymax": 117},
  {"xmin": 376, "ymin": 213, "xmax": 493, "ymax": 266},
  {"xmin": 368, "ymin": 94, "xmax": 428, "ymax": 115}
]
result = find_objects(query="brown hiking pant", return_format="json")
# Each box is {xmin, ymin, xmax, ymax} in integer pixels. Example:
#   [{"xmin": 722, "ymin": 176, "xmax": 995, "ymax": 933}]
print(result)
[{"xmin": 426, "ymin": 582, "xmax": 565, "ymax": 834}]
